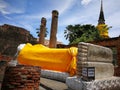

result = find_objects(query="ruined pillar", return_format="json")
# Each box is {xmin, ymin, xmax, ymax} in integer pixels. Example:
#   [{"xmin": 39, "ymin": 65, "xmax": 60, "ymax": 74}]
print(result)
[
  {"xmin": 49, "ymin": 10, "xmax": 59, "ymax": 48},
  {"xmin": 1, "ymin": 65, "xmax": 41, "ymax": 90},
  {"xmin": 39, "ymin": 17, "xmax": 47, "ymax": 45}
]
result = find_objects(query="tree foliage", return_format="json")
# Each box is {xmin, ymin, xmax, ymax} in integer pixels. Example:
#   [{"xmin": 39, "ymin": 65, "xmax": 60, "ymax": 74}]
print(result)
[{"xmin": 64, "ymin": 24, "xmax": 102, "ymax": 44}]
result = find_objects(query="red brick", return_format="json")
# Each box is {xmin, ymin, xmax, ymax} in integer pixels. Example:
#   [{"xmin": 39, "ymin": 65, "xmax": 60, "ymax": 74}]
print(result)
[{"xmin": 1, "ymin": 65, "xmax": 41, "ymax": 90}]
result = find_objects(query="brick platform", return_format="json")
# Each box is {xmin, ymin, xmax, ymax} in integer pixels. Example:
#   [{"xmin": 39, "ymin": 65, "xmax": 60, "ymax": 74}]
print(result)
[{"xmin": 1, "ymin": 65, "xmax": 41, "ymax": 90}]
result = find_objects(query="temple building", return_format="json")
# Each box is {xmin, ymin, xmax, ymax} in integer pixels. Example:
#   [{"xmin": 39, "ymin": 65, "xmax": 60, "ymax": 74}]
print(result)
[{"xmin": 96, "ymin": 0, "xmax": 109, "ymax": 38}]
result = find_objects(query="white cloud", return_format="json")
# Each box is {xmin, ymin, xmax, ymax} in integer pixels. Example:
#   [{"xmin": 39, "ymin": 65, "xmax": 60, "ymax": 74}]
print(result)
[
  {"xmin": 0, "ymin": 0, "xmax": 9, "ymax": 14},
  {"xmin": 3, "ymin": 15, "xmax": 12, "ymax": 20},
  {"xmin": 59, "ymin": 0, "xmax": 120, "ymax": 27},
  {"xmin": 59, "ymin": 0, "xmax": 99, "ymax": 26},
  {"xmin": 81, "ymin": 0, "xmax": 92, "ymax": 5},
  {"xmin": 0, "ymin": 0, "xmax": 26, "ymax": 15},
  {"xmin": 106, "ymin": 12, "xmax": 120, "ymax": 27},
  {"xmin": 59, "ymin": 15, "xmax": 85, "ymax": 26},
  {"xmin": 17, "ymin": 13, "xmax": 51, "ymax": 20},
  {"xmin": 25, "ymin": 0, "xmax": 75, "ymax": 19},
  {"xmin": 53, "ymin": 0, "xmax": 76, "ymax": 15},
  {"xmin": 9, "ymin": 0, "xmax": 76, "ymax": 23},
  {"xmin": 109, "ymin": 27, "xmax": 120, "ymax": 38}
]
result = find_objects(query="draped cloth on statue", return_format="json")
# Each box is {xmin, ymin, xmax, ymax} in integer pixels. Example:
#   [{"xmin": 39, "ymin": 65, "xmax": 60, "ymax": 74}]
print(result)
[{"xmin": 17, "ymin": 43, "xmax": 78, "ymax": 76}]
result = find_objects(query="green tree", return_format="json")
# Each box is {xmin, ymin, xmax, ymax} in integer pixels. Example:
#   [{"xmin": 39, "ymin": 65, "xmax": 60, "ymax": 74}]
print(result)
[{"xmin": 64, "ymin": 24, "xmax": 102, "ymax": 44}]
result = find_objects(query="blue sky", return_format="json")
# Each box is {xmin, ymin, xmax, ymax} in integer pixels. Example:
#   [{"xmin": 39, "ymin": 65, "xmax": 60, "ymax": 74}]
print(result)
[{"xmin": 0, "ymin": 0, "xmax": 120, "ymax": 44}]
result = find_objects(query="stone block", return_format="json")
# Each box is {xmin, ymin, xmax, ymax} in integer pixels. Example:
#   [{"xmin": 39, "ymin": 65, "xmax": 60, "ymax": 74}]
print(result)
[
  {"xmin": 41, "ymin": 69, "xmax": 69, "ymax": 82},
  {"xmin": 78, "ymin": 42, "xmax": 113, "ymax": 63},
  {"xmin": 77, "ymin": 62, "xmax": 114, "ymax": 79}
]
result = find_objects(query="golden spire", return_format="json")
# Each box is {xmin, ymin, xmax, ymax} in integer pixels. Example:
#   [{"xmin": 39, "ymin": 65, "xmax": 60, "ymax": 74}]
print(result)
[{"xmin": 97, "ymin": 0, "xmax": 109, "ymax": 38}]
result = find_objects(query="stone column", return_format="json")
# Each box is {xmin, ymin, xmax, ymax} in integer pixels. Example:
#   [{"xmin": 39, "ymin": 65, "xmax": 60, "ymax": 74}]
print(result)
[
  {"xmin": 39, "ymin": 17, "xmax": 47, "ymax": 45},
  {"xmin": 49, "ymin": 10, "xmax": 59, "ymax": 48}
]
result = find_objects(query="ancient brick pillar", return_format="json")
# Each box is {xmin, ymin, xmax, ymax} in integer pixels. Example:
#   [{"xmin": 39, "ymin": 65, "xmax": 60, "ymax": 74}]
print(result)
[
  {"xmin": 49, "ymin": 10, "xmax": 59, "ymax": 48},
  {"xmin": 1, "ymin": 65, "xmax": 41, "ymax": 90},
  {"xmin": 39, "ymin": 17, "xmax": 47, "ymax": 45}
]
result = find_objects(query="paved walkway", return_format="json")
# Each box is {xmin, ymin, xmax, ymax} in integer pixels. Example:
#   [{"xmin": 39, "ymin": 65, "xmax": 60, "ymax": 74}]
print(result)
[{"xmin": 40, "ymin": 77, "xmax": 69, "ymax": 90}]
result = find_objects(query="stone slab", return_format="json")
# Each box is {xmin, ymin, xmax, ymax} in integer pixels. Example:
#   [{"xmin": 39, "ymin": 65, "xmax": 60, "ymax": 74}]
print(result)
[
  {"xmin": 40, "ymin": 77, "xmax": 68, "ymax": 90},
  {"xmin": 77, "ymin": 62, "xmax": 114, "ymax": 79},
  {"xmin": 66, "ymin": 76, "xmax": 120, "ymax": 90},
  {"xmin": 41, "ymin": 69, "xmax": 69, "ymax": 82}
]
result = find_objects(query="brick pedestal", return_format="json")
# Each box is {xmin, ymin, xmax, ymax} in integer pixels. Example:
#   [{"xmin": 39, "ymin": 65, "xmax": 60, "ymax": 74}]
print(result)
[{"xmin": 1, "ymin": 65, "xmax": 41, "ymax": 90}]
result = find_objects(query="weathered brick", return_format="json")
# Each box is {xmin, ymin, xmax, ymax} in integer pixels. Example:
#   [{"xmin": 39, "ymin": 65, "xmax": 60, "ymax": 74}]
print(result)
[{"xmin": 1, "ymin": 65, "xmax": 41, "ymax": 90}]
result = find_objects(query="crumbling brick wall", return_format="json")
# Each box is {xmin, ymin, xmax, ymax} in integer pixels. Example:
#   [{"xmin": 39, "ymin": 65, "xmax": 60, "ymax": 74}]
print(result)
[
  {"xmin": 114, "ymin": 67, "xmax": 120, "ymax": 76},
  {"xmin": 0, "ymin": 61, "xmax": 8, "ymax": 90},
  {"xmin": 1, "ymin": 65, "xmax": 41, "ymax": 90},
  {"xmin": 0, "ymin": 55, "xmax": 12, "ymax": 62}
]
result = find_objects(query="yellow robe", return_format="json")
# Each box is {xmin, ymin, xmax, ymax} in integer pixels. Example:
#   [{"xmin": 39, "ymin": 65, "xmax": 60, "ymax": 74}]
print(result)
[{"xmin": 17, "ymin": 43, "xmax": 78, "ymax": 76}]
